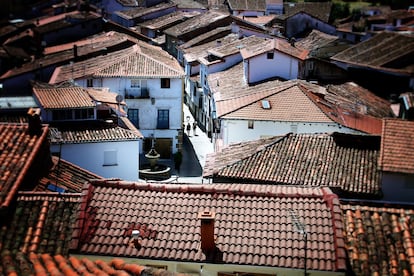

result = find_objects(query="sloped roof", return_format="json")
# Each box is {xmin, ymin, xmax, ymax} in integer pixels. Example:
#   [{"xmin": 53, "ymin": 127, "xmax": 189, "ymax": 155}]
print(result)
[
  {"xmin": 138, "ymin": 11, "xmax": 200, "ymax": 30},
  {"xmin": 49, "ymin": 124, "xmax": 142, "ymax": 144},
  {"xmin": 114, "ymin": 2, "xmax": 177, "ymax": 20},
  {"xmin": 33, "ymin": 86, "xmax": 95, "ymax": 109},
  {"xmin": 379, "ymin": 118, "xmax": 414, "ymax": 174},
  {"xmin": 0, "ymin": 123, "xmax": 49, "ymax": 210},
  {"xmin": 227, "ymin": 0, "xmax": 266, "ymax": 11},
  {"xmin": 179, "ymin": 26, "xmax": 232, "ymax": 50},
  {"xmin": 204, "ymin": 133, "xmax": 381, "ymax": 195},
  {"xmin": 208, "ymin": 63, "xmax": 389, "ymax": 134},
  {"xmin": 164, "ymin": 11, "xmax": 229, "ymax": 37},
  {"xmin": 283, "ymin": 2, "xmax": 332, "ymax": 22},
  {"xmin": 50, "ymin": 44, "xmax": 184, "ymax": 84},
  {"xmin": 331, "ymin": 32, "xmax": 414, "ymax": 74},
  {"xmin": 0, "ymin": 253, "xmax": 181, "ymax": 276},
  {"xmin": 240, "ymin": 37, "xmax": 309, "ymax": 60},
  {"xmin": 341, "ymin": 202, "xmax": 414, "ymax": 275},
  {"xmin": 70, "ymin": 180, "xmax": 347, "ymax": 272},
  {"xmin": 36, "ymin": 156, "xmax": 103, "ymax": 193}
]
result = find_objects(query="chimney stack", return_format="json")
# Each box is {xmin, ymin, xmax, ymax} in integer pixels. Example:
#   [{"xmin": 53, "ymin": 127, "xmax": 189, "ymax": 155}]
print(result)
[
  {"xmin": 27, "ymin": 108, "xmax": 42, "ymax": 136},
  {"xmin": 198, "ymin": 210, "xmax": 216, "ymax": 253}
]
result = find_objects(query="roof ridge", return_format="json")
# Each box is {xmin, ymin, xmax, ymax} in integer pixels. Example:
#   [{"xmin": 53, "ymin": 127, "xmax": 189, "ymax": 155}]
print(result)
[
  {"xmin": 86, "ymin": 179, "xmax": 325, "ymax": 199},
  {"xmin": 219, "ymin": 80, "xmax": 298, "ymax": 117}
]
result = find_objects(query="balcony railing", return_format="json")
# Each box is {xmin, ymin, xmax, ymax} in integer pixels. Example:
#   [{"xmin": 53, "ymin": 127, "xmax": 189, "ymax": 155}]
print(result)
[{"xmin": 125, "ymin": 87, "xmax": 150, "ymax": 99}]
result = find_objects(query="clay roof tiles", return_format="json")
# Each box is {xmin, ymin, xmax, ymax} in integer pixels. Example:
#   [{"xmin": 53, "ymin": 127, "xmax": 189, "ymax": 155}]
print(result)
[
  {"xmin": 379, "ymin": 118, "xmax": 414, "ymax": 174},
  {"xmin": 331, "ymin": 32, "xmax": 414, "ymax": 74},
  {"xmin": 33, "ymin": 86, "xmax": 95, "ymax": 109},
  {"xmin": 341, "ymin": 203, "xmax": 414, "ymax": 275},
  {"xmin": 227, "ymin": 0, "xmax": 266, "ymax": 11},
  {"xmin": 204, "ymin": 133, "xmax": 381, "ymax": 195},
  {"xmin": 71, "ymin": 180, "xmax": 347, "ymax": 272},
  {"xmin": 0, "ymin": 123, "xmax": 49, "ymax": 209}
]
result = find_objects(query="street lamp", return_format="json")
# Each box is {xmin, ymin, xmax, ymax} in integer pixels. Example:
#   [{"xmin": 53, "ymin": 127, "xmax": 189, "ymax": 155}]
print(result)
[{"xmin": 288, "ymin": 208, "xmax": 307, "ymax": 276}]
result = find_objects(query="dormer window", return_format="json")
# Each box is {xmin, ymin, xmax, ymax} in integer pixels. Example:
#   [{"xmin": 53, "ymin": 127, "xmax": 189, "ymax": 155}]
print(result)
[{"xmin": 267, "ymin": 52, "xmax": 274, "ymax": 59}]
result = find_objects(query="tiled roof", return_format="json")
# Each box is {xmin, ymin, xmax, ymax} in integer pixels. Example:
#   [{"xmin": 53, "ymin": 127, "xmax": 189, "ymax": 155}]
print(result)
[
  {"xmin": 203, "ymin": 133, "xmax": 381, "ymax": 195},
  {"xmin": 240, "ymin": 37, "xmax": 309, "ymax": 60},
  {"xmin": 164, "ymin": 11, "xmax": 229, "ymax": 37},
  {"xmin": 283, "ymin": 2, "xmax": 332, "ymax": 22},
  {"xmin": 0, "ymin": 252, "xmax": 189, "ymax": 276},
  {"xmin": 138, "ymin": 11, "xmax": 200, "ymax": 30},
  {"xmin": 0, "ymin": 123, "xmax": 49, "ymax": 210},
  {"xmin": 295, "ymin": 29, "xmax": 345, "ymax": 58},
  {"xmin": 341, "ymin": 202, "xmax": 414, "ymax": 275},
  {"xmin": 87, "ymin": 88, "xmax": 126, "ymax": 105},
  {"xmin": 33, "ymin": 86, "xmax": 95, "ymax": 109},
  {"xmin": 236, "ymin": 15, "xmax": 276, "ymax": 25},
  {"xmin": 93, "ymin": 51, "xmax": 184, "ymax": 79},
  {"xmin": 331, "ymin": 32, "xmax": 414, "ymax": 74},
  {"xmin": 379, "ymin": 118, "xmax": 414, "ymax": 174},
  {"xmin": 50, "ymin": 43, "xmax": 184, "ymax": 84},
  {"xmin": 179, "ymin": 26, "xmax": 232, "ymax": 50},
  {"xmin": 204, "ymin": 35, "xmax": 267, "ymax": 60},
  {"xmin": 115, "ymin": 3, "xmax": 177, "ymax": 20},
  {"xmin": 209, "ymin": 63, "xmax": 389, "ymax": 134},
  {"xmin": 71, "ymin": 180, "xmax": 347, "ymax": 272},
  {"xmin": 36, "ymin": 156, "xmax": 103, "ymax": 193},
  {"xmin": 0, "ymin": 192, "xmax": 80, "ymax": 255},
  {"xmin": 227, "ymin": 0, "xmax": 266, "ymax": 11},
  {"xmin": 49, "ymin": 123, "xmax": 142, "ymax": 144}
]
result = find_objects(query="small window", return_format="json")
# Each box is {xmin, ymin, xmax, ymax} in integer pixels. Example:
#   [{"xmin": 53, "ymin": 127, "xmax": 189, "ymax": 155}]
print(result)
[
  {"xmin": 103, "ymin": 149, "xmax": 117, "ymax": 166},
  {"xmin": 87, "ymin": 79, "xmax": 93, "ymax": 87},
  {"xmin": 157, "ymin": 109, "xmax": 169, "ymax": 129},
  {"xmin": 267, "ymin": 52, "xmax": 274, "ymax": 59},
  {"xmin": 248, "ymin": 120, "xmax": 254, "ymax": 129},
  {"xmin": 131, "ymin": 79, "xmax": 141, "ymax": 88},
  {"xmin": 161, "ymin": 78, "xmax": 170, "ymax": 88}
]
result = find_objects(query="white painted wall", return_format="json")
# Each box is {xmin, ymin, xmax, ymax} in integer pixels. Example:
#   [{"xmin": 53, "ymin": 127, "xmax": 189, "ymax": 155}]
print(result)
[
  {"xmin": 51, "ymin": 140, "xmax": 140, "ymax": 181},
  {"xmin": 244, "ymin": 51, "xmax": 300, "ymax": 83},
  {"xmin": 219, "ymin": 119, "xmax": 363, "ymax": 146}
]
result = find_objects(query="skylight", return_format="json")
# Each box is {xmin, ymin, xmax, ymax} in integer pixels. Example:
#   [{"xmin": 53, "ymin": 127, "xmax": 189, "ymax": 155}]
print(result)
[{"xmin": 261, "ymin": 100, "xmax": 271, "ymax": 109}]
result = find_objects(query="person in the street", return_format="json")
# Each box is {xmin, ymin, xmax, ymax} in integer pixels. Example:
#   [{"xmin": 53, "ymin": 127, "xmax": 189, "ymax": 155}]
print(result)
[
  {"xmin": 186, "ymin": 123, "xmax": 191, "ymax": 137},
  {"xmin": 193, "ymin": 121, "xmax": 197, "ymax": 136}
]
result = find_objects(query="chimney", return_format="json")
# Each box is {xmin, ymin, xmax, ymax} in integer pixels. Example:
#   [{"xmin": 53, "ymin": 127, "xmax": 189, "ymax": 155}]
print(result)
[
  {"xmin": 27, "ymin": 108, "xmax": 42, "ymax": 136},
  {"xmin": 73, "ymin": 44, "xmax": 78, "ymax": 60},
  {"xmin": 198, "ymin": 210, "xmax": 216, "ymax": 253}
]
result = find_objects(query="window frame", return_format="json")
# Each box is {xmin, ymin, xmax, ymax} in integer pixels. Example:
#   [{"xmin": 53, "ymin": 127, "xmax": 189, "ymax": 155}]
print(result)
[
  {"xmin": 157, "ymin": 109, "xmax": 169, "ymax": 129},
  {"xmin": 161, "ymin": 78, "xmax": 170, "ymax": 89}
]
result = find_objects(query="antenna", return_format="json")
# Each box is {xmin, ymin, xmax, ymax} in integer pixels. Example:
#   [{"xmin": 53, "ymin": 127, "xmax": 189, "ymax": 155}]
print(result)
[{"xmin": 288, "ymin": 208, "xmax": 307, "ymax": 276}]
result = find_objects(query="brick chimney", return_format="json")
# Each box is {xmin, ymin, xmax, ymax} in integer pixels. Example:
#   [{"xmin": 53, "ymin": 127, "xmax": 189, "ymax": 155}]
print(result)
[
  {"xmin": 27, "ymin": 108, "xmax": 42, "ymax": 136},
  {"xmin": 198, "ymin": 210, "xmax": 216, "ymax": 253}
]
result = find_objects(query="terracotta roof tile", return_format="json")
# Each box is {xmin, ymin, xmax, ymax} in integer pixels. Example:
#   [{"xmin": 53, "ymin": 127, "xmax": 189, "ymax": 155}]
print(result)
[
  {"xmin": 50, "ymin": 43, "xmax": 183, "ymax": 84},
  {"xmin": 70, "ymin": 180, "xmax": 347, "ymax": 272},
  {"xmin": 341, "ymin": 202, "xmax": 414, "ymax": 276},
  {"xmin": 204, "ymin": 133, "xmax": 381, "ymax": 195},
  {"xmin": 139, "ymin": 11, "xmax": 201, "ymax": 30},
  {"xmin": 227, "ymin": 0, "xmax": 266, "ymax": 11},
  {"xmin": 331, "ymin": 32, "xmax": 414, "ymax": 74},
  {"xmin": 33, "ymin": 86, "xmax": 95, "ymax": 109},
  {"xmin": 0, "ymin": 122, "xmax": 49, "ymax": 210},
  {"xmin": 115, "ymin": 2, "xmax": 177, "ymax": 20},
  {"xmin": 379, "ymin": 118, "xmax": 414, "ymax": 174},
  {"xmin": 283, "ymin": 2, "xmax": 332, "ymax": 22},
  {"xmin": 0, "ymin": 251, "xmax": 185, "ymax": 275}
]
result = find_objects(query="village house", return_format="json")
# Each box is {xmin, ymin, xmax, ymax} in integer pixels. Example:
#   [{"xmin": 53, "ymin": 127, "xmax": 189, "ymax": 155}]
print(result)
[
  {"xmin": 32, "ymin": 82, "xmax": 143, "ymax": 181},
  {"xmin": 295, "ymin": 30, "xmax": 350, "ymax": 83},
  {"xmin": 225, "ymin": 0, "xmax": 266, "ymax": 17},
  {"xmin": 204, "ymin": 132, "xmax": 382, "ymax": 198},
  {"xmin": 378, "ymin": 118, "xmax": 414, "ymax": 203},
  {"xmin": 112, "ymin": 2, "xmax": 178, "ymax": 27},
  {"xmin": 0, "ymin": 31, "xmax": 138, "ymax": 95},
  {"xmin": 49, "ymin": 43, "xmax": 185, "ymax": 158},
  {"xmin": 330, "ymin": 31, "xmax": 414, "ymax": 97},
  {"xmin": 208, "ymin": 67, "xmax": 392, "ymax": 148}
]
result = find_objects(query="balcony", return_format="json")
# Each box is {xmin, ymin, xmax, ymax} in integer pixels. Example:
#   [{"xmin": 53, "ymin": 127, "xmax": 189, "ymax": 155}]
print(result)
[{"xmin": 125, "ymin": 87, "xmax": 150, "ymax": 99}]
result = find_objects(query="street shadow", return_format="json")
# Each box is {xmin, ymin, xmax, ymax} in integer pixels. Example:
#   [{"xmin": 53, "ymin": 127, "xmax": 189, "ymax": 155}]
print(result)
[{"xmin": 177, "ymin": 134, "xmax": 203, "ymax": 177}]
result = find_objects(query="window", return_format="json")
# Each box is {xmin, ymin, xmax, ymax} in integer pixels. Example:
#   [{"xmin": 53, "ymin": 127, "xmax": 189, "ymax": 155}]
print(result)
[
  {"xmin": 248, "ymin": 120, "xmax": 254, "ymax": 129},
  {"xmin": 103, "ymin": 149, "xmax": 117, "ymax": 166},
  {"xmin": 74, "ymin": 108, "xmax": 94, "ymax": 120},
  {"xmin": 131, "ymin": 79, "xmax": 141, "ymax": 88},
  {"xmin": 128, "ymin": 108, "xmax": 139, "ymax": 128},
  {"xmin": 161, "ymin": 78, "xmax": 170, "ymax": 88},
  {"xmin": 157, "ymin": 109, "xmax": 169, "ymax": 129},
  {"xmin": 87, "ymin": 79, "xmax": 93, "ymax": 87},
  {"xmin": 267, "ymin": 52, "xmax": 274, "ymax": 59}
]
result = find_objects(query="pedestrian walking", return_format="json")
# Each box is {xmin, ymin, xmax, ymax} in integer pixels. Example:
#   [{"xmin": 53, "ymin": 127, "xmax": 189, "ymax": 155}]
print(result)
[
  {"xmin": 193, "ymin": 121, "xmax": 197, "ymax": 136},
  {"xmin": 186, "ymin": 123, "xmax": 191, "ymax": 137}
]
